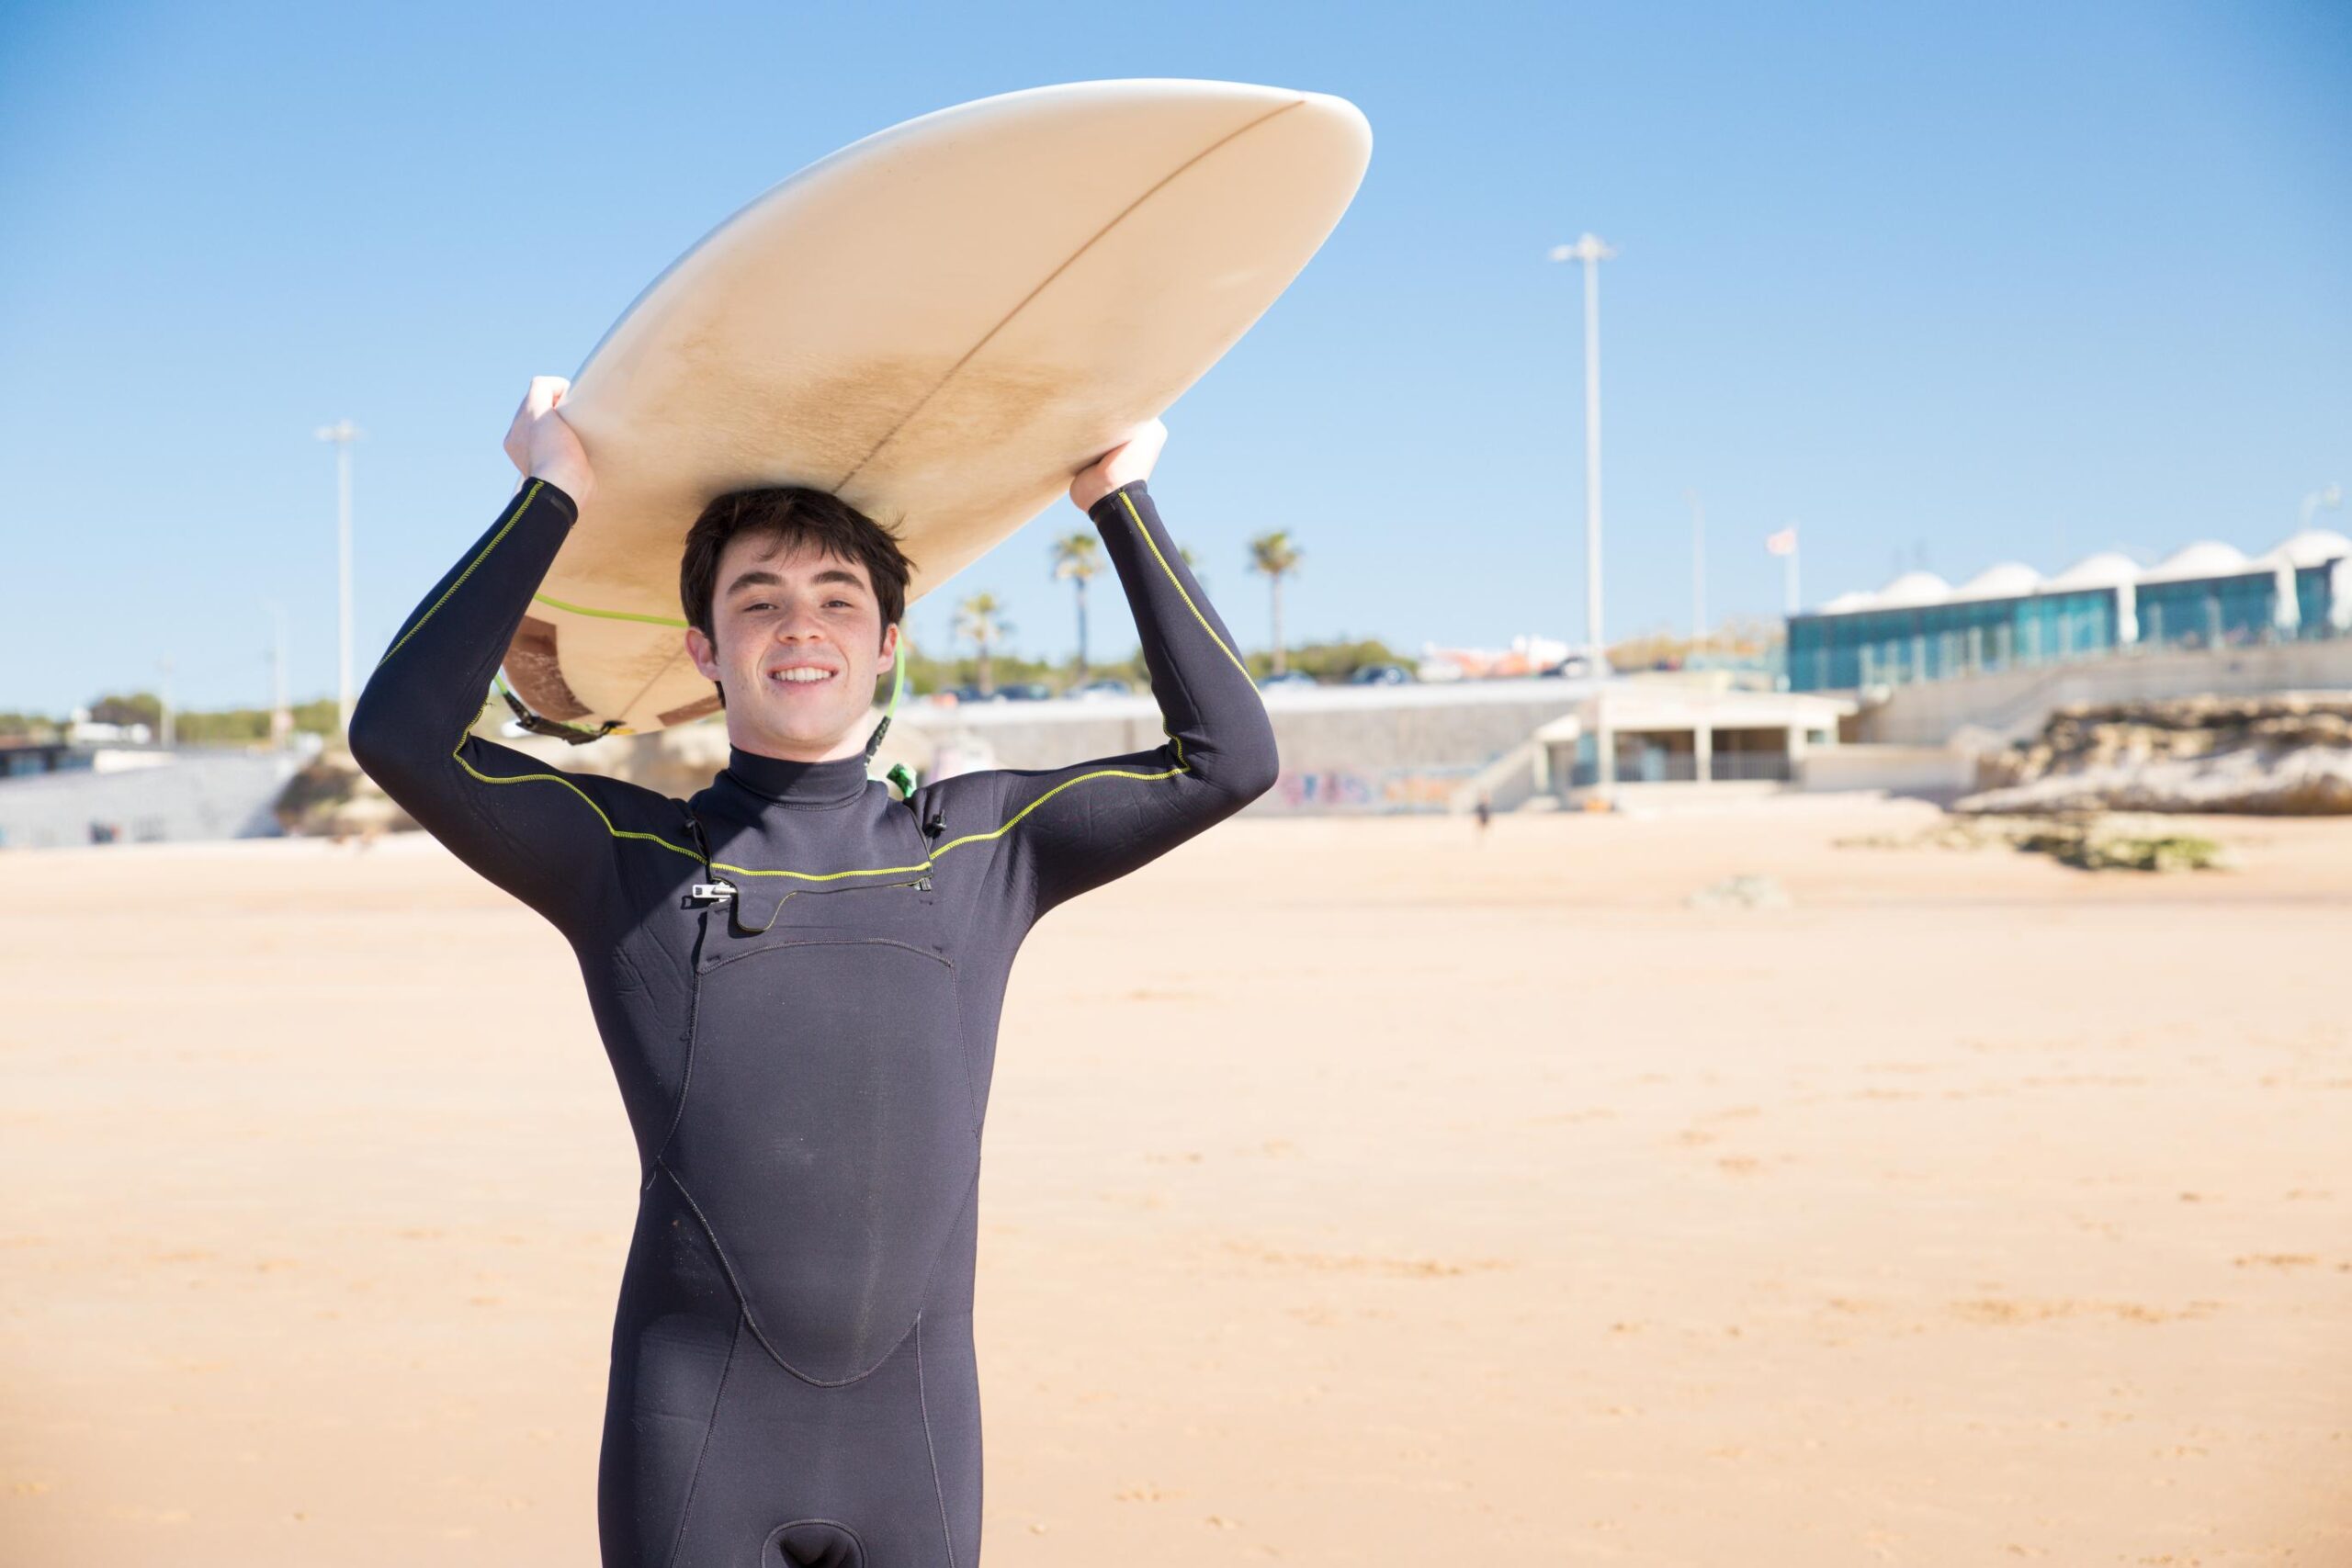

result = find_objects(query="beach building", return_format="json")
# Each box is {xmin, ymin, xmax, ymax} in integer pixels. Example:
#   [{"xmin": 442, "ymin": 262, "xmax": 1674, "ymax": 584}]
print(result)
[
  {"xmin": 1529, "ymin": 682, "xmax": 1859, "ymax": 800},
  {"xmin": 1787, "ymin": 528, "xmax": 2352, "ymax": 693}
]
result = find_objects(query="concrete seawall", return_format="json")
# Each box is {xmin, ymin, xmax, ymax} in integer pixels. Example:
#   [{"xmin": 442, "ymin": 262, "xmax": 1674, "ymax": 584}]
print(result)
[
  {"xmin": 0, "ymin": 750, "xmax": 306, "ymax": 849},
  {"xmin": 887, "ymin": 682, "xmax": 1591, "ymax": 812},
  {"xmin": 507, "ymin": 682, "xmax": 1595, "ymax": 816}
]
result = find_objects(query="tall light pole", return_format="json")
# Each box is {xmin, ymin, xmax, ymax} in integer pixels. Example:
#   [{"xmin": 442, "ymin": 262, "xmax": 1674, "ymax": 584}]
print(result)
[
  {"xmin": 266, "ymin": 601, "xmax": 292, "ymax": 748},
  {"xmin": 1686, "ymin": 489, "xmax": 1706, "ymax": 653},
  {"xmin": 315, "ymin": 419, "xmax": 362, "ymax": 735},
  {"xmin": 1548, "ymin": 232, "xmax": 1614, "ymax": 662}
]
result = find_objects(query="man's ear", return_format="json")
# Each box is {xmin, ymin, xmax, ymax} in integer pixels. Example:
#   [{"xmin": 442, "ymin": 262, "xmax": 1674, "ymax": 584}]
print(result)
[
  {"xmin": 876, "ymin": 622, "xmax": 899, "ymax": 674},
  {"xmin": 685, "ymin": 625, "xmax": 721, "ymax": 683}
]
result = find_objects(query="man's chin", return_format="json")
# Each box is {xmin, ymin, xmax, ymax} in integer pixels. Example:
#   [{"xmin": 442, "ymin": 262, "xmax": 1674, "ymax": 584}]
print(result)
[{"xmin": 732, "ymin": 703, "xmax": 865, "ymax": 760}]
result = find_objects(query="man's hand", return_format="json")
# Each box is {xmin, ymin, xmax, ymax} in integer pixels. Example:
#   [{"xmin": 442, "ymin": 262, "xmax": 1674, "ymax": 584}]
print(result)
[
  {"xmin": 503, "ymin": 376, "xmax": 594, "ymax": 504},
  {"xmin": 1069, "ymin": 417, "xmax": 1167, "ymax": 513}
]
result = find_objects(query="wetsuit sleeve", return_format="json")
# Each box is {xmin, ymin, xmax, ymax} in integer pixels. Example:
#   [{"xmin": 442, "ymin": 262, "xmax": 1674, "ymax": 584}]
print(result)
[
  {"xmin": 937, "ymin": 479, "xmax": 1278, "ymax": 916},
  {"xmin": 348, "ymin": 479, "xmax": 638, "ymax": 935}
]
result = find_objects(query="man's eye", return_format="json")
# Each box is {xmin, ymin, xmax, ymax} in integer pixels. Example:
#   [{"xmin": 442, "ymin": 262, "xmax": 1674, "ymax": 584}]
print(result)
[{"xmin": 827, "ymin": 599, "xmax": 854, "ymax": 609}]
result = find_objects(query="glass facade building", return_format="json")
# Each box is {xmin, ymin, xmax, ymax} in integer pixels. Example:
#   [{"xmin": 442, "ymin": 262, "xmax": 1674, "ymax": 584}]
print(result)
[{"xmin": 1786, "ymin": 531, "xmax": 2352, "ymax": 693}]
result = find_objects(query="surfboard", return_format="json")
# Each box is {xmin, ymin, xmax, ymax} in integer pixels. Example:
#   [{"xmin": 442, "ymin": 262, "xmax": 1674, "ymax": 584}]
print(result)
[{"xmin": 503, "ymin": 77, "xmax": 1371, "ymax": 736}]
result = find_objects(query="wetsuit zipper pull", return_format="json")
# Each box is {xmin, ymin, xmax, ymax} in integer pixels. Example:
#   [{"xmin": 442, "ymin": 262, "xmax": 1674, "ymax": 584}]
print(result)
[{"xmin": 682, "ymin": 808, "xmax": 733, "ymax": 903}]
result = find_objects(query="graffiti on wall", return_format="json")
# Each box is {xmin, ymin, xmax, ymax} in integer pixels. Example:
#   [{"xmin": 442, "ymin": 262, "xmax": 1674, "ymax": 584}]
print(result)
[{"xmin": 1271, "ymin": 763, "xmax": 1483, "ymax": 813}]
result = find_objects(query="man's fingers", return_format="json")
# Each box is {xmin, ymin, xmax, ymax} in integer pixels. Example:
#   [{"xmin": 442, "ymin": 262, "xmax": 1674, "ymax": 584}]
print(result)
[{"xmin": 507, "ymin": 376, "xmax": 578, "ymax": 478}]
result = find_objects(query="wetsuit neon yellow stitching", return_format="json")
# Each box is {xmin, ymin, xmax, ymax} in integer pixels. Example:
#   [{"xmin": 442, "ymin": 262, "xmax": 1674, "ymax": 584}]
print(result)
[
  {"xmin": 377, "ymin": 479, "xmax": 545, "ymax": 669},
  {"xmin": 1115, "ymin": 486, "xmax": 1253, "ymax": 680},
  {"xmin": 376, "ymin": 483, "xmax": 1227, "ymax": 884},
  {"xmin": 349, "ymin": 474, "xmax": 1276, "ymax": 1568}
]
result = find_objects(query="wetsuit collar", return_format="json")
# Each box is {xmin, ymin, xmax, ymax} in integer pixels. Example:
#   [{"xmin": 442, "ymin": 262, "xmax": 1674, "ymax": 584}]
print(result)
[{"xmin": 722, "ymin": 745, "xmax": 871, "ymax": 807}]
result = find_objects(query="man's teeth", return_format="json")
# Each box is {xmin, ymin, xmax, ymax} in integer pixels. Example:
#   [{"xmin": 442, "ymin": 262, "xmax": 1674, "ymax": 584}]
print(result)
[{"xmin": 772, "ymin": 668, "xmax": 835, "ymax": 684}]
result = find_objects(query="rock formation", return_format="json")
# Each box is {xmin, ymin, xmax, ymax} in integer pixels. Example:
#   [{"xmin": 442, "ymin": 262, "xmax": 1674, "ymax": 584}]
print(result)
[{"xmin": 1959, "ymin": 694, "xmax": 2352, "ymax": 815}]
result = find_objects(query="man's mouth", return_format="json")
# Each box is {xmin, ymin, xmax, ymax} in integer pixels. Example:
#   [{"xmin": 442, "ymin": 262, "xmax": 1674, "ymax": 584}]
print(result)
[{"xmin": 766, "ymin": 664, "xmax": 839, "ymax": 688}]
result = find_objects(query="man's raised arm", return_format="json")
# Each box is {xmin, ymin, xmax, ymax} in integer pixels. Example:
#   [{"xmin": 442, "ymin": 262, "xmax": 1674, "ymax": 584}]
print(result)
[
  {"xmin": 921, "ymin": 422, "xmax": 1280, "ymax": 913},
  {"xmin": 348, "ymin": 378, "xmax": 628, "ymax": 931}
]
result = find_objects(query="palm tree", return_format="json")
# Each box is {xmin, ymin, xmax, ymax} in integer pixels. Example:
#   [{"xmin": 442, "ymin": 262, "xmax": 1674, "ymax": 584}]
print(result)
[
  {"xmin": 1049, "ymin": 531, "xmax": 1103, "ymax": 682},
  {"xmin": 1248, "ymin": 530, "xmax": 1302, "ymax": 675},
  {"xmin": 951, "ymin": 592, "xmax": 1012, "ymax": 696}
]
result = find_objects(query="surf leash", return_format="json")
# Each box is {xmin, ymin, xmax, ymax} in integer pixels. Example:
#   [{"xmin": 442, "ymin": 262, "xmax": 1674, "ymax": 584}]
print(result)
[
  {"xmin": 492, "ymin": 675, "xmax": 621, "ymax": 745},
  {"xmin": 866, "ymin": 629, "xmax": 919, "ymax": 799}
]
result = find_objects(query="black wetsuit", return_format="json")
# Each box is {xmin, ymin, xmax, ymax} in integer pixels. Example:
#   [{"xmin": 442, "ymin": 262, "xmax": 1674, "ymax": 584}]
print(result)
[{"xmin": 350, "ymin": 477, "xmax": 1276, "ymax": 1568}]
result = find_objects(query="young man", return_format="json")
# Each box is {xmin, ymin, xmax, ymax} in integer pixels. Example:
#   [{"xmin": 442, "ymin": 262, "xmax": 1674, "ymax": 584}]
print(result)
[{"xmin": 350, "ymin": 376, "xmax": 1277, "ymax": 1568}]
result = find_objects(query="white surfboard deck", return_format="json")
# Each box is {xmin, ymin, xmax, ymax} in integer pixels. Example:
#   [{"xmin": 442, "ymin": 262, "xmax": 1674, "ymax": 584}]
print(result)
[{"xmin": 504, "ymin": 76, "xmax": 1371, "ymax": 735}]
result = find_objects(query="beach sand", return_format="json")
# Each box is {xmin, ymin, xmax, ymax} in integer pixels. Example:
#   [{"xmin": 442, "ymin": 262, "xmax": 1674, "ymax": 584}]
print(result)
[{"xmin": 2, "ymin": 796, "xmax": 2346, "ymax": 1564}]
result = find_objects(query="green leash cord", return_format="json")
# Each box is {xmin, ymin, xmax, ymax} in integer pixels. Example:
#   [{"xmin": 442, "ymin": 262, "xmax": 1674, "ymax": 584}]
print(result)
[
  {"xmin": 867, "ymin": 644, "xmax": 921, "ymax": 800},
  {"xmin": 491, "ymin": 675, "xmax": 619, "ymax": 745}
]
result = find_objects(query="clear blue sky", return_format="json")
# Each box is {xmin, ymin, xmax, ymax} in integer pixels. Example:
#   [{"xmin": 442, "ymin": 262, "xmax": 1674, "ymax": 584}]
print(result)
[{"xmin": 3, "ymin": 0, "xmax": 2345, "ymax": 711}]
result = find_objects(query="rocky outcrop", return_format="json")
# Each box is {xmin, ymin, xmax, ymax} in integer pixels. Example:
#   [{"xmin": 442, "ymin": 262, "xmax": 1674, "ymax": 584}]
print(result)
[
  {"xmin": 1837, "ymin": 812, "xmax": 2231, "ymax": 873},
  {"xmin": 1958, "ymin": 694, "xmax": 2352, "ymax": 815},
  {"xmin": 273, "ymin": 750, "xmax": 414, "ymax": 840}
]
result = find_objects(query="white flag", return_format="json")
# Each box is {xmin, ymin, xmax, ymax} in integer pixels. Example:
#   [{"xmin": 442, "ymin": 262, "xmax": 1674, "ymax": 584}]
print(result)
[{"xmin": 1764, "ymin": 526, "xmax": 1798, "ymax": 557}]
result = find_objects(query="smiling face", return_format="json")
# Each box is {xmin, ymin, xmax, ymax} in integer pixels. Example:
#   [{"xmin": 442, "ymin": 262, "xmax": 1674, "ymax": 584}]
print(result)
[{"xmin": 684, "ymin": 532, "xmax": 899, "ymax": 762}]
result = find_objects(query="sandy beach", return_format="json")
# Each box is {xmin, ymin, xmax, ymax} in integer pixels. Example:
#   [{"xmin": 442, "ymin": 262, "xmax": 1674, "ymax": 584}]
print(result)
[{"xmin": 3, "ymin": 797, "xmax": 2346, "ymax": 1565}]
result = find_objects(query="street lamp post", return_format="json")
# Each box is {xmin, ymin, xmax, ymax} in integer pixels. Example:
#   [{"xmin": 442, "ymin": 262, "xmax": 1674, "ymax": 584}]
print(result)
[
  {"xmin": 267, "ymin": 601, "xmax": 292, "ymax": 748},
  {"xmin": 1548, "ymin": 233, "xmax": 1614, "ymax": 665},
  {"xmin": 1686, "ymin": 489, "xmax": 1706, "ymax": 655},
  {"xmin": 315, "ymin": 419, "xmax": 362, "ymax": 735}
]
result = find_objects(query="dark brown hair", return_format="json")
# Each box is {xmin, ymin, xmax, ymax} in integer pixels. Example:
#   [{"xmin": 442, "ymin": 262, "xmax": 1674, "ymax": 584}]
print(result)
[{"xmin": 678, "ymin": 486, "xmax": 914, "ymax": 645}]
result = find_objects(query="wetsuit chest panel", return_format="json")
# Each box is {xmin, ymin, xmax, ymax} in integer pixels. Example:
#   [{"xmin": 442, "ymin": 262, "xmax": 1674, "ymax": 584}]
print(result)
[
  {"xmin": 664, "ymin": 893, "xmax": 981, "ymax": 1385},
  {"xmin": 711, "ymin": 871, "xmax": 944, "ymax": 953}
]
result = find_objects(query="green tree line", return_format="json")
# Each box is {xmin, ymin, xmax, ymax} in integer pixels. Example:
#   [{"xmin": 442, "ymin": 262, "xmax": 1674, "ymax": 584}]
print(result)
[
  {"xmin": 2, "ymin": 522, "xmax": 1418, "ymax": 740},
  {"xmin": 0, "ymin": 694, "xmax": 342, "ymax": 744}
]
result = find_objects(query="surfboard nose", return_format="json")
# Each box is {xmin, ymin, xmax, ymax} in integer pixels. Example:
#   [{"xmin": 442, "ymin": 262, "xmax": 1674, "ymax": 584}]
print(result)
[{"xmin": 525, "ymin": 78, "xmax": 1370, "ymax": 736}]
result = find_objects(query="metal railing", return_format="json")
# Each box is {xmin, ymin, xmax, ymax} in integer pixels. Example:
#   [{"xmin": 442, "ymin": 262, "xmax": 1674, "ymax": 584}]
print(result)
[
  {"xmin": 1708, "ymin": 753, "xmax": 1792, "ymax": 782},
  {"xmin": 1566, "ymin": 750, "xmax": 1794, "ymax": 786}
]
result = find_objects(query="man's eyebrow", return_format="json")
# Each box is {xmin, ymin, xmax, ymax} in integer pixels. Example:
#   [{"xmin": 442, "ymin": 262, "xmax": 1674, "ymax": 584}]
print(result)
[{"xmin": 723, "ymin": 566, "xmax": 868, "ymax": 595}]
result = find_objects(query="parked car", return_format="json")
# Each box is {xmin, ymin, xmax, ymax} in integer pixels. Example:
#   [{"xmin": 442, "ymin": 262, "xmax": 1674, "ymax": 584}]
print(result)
[
  {"xmin": 1071, "ymin": 678, "xmax": 1133, "ymax": 700},
  {"xmin": 999, "ymin": 682, "xmax": 1055, "ymax": 701},
  {"xmin": 1346, "ymin": 662, "xmax": 1414, "ymax": 686},
  {"xmin": 945, "ymin": 684, "xmax": 1007, "ymax": 704},
  {"xmin": 1538, "ymin": 651, "xmax": 1607, "ymax": 680},
  {"xmin": 1257, "ymin": 671, "xmax": 1318, "ymax": 690}
]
